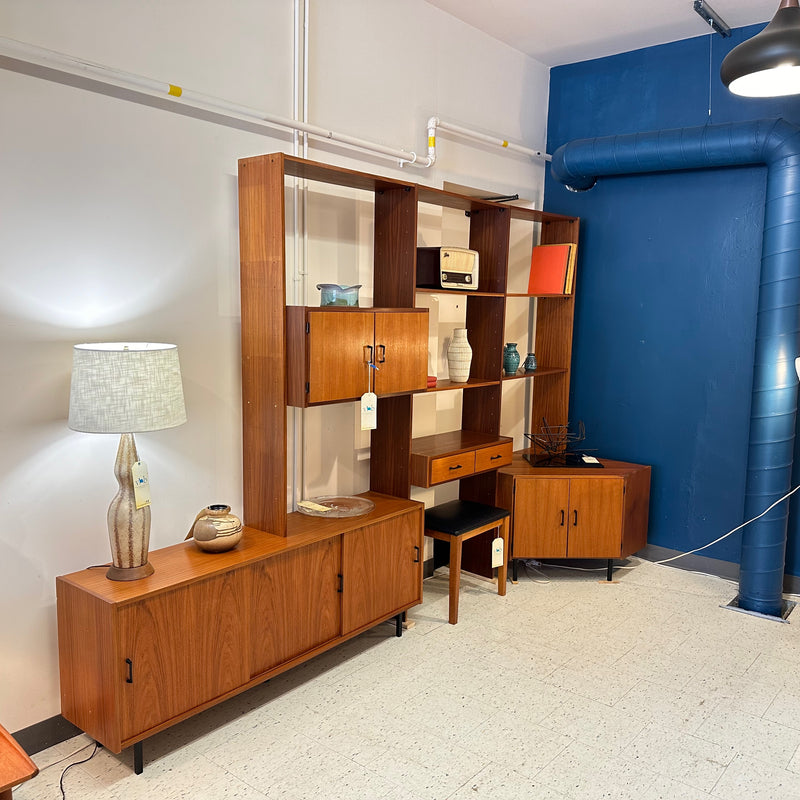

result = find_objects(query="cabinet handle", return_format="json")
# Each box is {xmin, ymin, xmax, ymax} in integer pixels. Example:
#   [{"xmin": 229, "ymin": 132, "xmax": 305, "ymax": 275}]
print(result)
[
  {"xmin": 573, "ymin": 509, "xmax": 578, "ymax": 526},
  {"xmin": 377, "ymin": 344, "xmax": 386, "ymax": 363},
  {"xmin": 449, "ymin": 464, "xmax": 463, "ymax": 471},
  {"xmin": 491, "ymin": 454, "xmax": 502, "ymax": 460},
  {"xmin": 364, "ymin": 344, "xmax": 373, "ymax": 364},
  {"xmin": 125, "ymin": 658, "xmax": 133, "ymax": 683},
  {"xmin": 560, "ymin": 510, "xmax": 565, "ymax": 526},
  {"xmin": 337, "ymin": 573, "xmax": 343, "ymax": 593},
  {"xmin": 414, "ymin": 545, "xmax": 420, "ymax": 563}
]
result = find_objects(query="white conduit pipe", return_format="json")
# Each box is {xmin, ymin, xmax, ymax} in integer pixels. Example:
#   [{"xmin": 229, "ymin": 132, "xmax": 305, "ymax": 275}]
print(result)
[
  {"xmin": 0, "ymin": 35, "xmax": 432, "ymax": 168},
  {"xmin": 427, "ymin": 116, "xmax": 551, "ymax": 162}
]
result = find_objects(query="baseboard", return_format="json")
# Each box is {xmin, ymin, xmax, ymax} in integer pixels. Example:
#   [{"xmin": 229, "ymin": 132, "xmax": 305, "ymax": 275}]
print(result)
[
  {"xmin": 635, "ymin": 544, "xmax": 800, "ymax": 595},
  {"xmin": 13, "ymin": 715, "xmax": 82, "ymax": 756}
]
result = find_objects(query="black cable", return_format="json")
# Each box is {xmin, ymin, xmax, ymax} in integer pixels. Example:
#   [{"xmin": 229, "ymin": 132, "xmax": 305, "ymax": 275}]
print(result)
[{"xmin": 59, "ymin": 742, "xmax": 100, "ymax": 800}]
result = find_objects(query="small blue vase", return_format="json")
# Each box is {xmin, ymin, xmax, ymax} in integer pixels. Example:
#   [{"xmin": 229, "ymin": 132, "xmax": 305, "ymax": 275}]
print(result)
[
  {"xmin": 503, "ymin": 343, "xmax": 520, "ymax": 376},
  {"xmin": 524, "ymin": 352, "xmax": 538, "ymax": 373}
]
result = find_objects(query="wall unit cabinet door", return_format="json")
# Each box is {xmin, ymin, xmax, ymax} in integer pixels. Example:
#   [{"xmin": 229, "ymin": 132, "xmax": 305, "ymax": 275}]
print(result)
[
  {"xmin": 567, "ymin": 478, "xmax": 624, "ymax": 558},
  {"xmin": 248, "ymin": 539, "xmax": 341, "ymax": 677},
  {"xmin": 287, "ymin": 308, "xmax": 428, "ymax": 406},
  {"xmin": 512, "ymin": 477, "xmax": 570, "ymax": 558},
  {"xmin": 341, "ymin": 511, "xmax": 423, "ymax": 634},
  {"xmin": 118, "ymin": 571, "xmax": 248, "ymax": 742}
]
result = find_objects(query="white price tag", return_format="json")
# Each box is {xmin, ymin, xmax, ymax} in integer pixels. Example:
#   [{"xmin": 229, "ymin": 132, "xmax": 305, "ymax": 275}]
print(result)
[
  {"xmin": 361, "ymin": 391, "xmax": 377, "ymax": 430},
  {"xmin": 131, "ymin": 461, "xmax": 151, "ymax": 509},
  {"xmin": 491, "ymin": 536, "xmax": 504, "ymax": 569}
]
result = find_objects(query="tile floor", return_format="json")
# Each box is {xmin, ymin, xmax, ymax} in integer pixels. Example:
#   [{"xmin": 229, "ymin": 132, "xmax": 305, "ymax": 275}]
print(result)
[{"xmin": 18, "ymin": 558, "xmax": 800, "ymax": 800}]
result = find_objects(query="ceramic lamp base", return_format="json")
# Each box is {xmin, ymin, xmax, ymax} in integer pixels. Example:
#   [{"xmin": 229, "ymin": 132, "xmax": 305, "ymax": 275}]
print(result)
[{"xmin": 106, "ymin": 562, "xmax": 155, "ymax": 581}]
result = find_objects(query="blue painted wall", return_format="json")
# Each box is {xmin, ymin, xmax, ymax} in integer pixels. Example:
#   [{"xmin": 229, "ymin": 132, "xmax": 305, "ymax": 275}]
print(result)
[{"xmin": 545, "ymin": 24, "xmax": 800, "ymax": 571}]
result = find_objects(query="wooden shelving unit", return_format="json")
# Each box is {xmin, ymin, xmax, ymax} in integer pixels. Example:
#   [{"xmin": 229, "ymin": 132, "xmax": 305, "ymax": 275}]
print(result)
[{"xmin": 238, "ymin": 151, "xmax": 579, "ymax": 572}]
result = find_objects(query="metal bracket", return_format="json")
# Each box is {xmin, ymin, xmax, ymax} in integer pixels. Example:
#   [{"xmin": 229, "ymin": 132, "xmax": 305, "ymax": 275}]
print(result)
[{"xmin": 693, "ymin": 0, "xmax": 731, "ymax": 37}]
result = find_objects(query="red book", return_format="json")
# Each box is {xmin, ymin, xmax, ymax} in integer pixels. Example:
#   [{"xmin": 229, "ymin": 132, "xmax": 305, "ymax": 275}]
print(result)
[{"xmin": 528, "ymin": 243, "xmax": 574, "ymax": 295}]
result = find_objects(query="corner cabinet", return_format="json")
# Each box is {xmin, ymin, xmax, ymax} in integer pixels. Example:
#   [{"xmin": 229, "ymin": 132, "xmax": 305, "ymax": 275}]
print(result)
[
  {"xmin": 496, "ymin": 457, "xmax": 650, "ymax": 572},
  {"xmin": 57, "ymin": 494, "xmax": 422, "ymax": 765}
]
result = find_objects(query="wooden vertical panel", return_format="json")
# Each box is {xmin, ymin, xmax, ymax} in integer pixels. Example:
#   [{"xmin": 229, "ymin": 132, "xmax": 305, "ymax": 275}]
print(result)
[
  {"xmin": 621, "ymin": 465, "xmax": 651, "ymax": 556},
  {"xmin": 465, "ymin": 296, "xmax": 505, "ymax": 381},
  {"xmin": 374, "ymin": 185, "xmax": 418, "ymax": 308},
  {"xmin": 370, "ymin": 394, "xmax": 413, "ymax": 497},
  {"xmin": 239, "ymin": 154, "xmax": 288, "ymax": 535},
  {"xmin": 468, "ymin": 206, "xmax": 511, "ymax": 293},
  {"xmin": 461, "ymin": 385, "xmax": 502, "ymax": 436},
  {"xmin": 286, "ymin": 306, "xmax": 308, "ymax": 408},
  {"xmin": 249, "ymin": 539, "xmax": 341, "ymax": 676},
  {"xmin": 57, "ymin": 580, "xmax": 120, "ymax": 751}
]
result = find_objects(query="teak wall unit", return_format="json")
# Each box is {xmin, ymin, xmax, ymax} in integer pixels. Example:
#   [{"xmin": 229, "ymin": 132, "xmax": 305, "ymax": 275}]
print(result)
[
  {"xmin": 238, "ymin": 153, "xmax": 579, "ymax": 575},
  {"xmin": 57, "ymin": 494, "xmax": 423, "ymax": 772}
]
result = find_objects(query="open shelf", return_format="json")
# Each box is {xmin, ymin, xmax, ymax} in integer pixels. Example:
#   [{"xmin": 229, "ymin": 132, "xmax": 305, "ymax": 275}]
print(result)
[
  {"xmin": 426, "ymin": 378, "xmax": 500, "ymax": 392},
  {"xmin": 416, "ymin": 287, "xmax": 503, "ymax": 298},
  {"xmin": 505, "ymin": 292, "xmax": 573, "ymax": 299},
  {"xmin": 501, "ymin": 367, "xmax": 568, "ymax": 381}
]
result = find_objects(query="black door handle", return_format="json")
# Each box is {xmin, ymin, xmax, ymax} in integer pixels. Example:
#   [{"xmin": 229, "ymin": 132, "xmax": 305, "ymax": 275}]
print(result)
[
  {"xmin": 377, "ymin": 344, "xmax": 386, "ymax": 363},
  {"xmin": 573, "ymin": 509, "xmax": 578, "ymax": 526},
  {"xmin": 125, "ymin": 658, "xmax": 133, "ymax": 683},
  {"xmin": 413, "ymin": 545, "xmax": 420, "ymax": 563},
  {"xmin": 337, "ymin": 573, "xmax": 344, "ymax": 593},
  {"xmin": 560, "ymin": 510, "xmax": 565, "ymax": 526}
]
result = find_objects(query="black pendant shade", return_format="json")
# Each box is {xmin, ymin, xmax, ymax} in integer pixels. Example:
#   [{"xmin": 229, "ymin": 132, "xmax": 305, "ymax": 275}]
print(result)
[{"xmin": 721, "ymin": 0, "xmax": 800, "ymax": 97}]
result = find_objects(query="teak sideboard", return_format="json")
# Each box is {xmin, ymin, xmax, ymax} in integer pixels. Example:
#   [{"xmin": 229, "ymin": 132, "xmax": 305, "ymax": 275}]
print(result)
[{"xmin": 57, "ymin": 493, "xmax": 422, "ymax": 773}]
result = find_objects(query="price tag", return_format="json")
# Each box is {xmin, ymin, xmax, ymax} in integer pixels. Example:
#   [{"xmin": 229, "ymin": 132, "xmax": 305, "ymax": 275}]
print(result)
[
  {"xmin": 131, "ymin": 461, "xmax": 151, "ymax": 509},
  {"xmin": 491, "ymin": 536, "xmax": 504, "ymax": 568},
  {"xmin": 361, "ymin": 392, "xmax": 377, "ymax": 430}
]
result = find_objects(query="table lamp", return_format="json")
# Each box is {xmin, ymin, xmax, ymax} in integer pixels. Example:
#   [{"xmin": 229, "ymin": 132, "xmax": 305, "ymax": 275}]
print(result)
[{"xmin": 68, "ymin": 342, "xmax": 187, "ymax": 581}]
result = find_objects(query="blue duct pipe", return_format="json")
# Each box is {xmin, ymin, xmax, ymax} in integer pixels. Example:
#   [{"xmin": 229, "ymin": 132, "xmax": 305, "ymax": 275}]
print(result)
[{"xmin": 551, "ymin": 119, "xmax": 800, "ymax": 617}]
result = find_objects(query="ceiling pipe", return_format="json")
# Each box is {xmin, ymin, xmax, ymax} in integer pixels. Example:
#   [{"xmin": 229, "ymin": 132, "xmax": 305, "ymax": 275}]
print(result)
[
  {"xmin": 0, "ymin": 35, "xmax": 431, "ymax": 168},
  {"xmin": 427, "ymin": 116, "xmax": 551, "ymax": 163},
  {"xmin": 551, "ymin": 118, "xmax": 800, "ymax": 619}
]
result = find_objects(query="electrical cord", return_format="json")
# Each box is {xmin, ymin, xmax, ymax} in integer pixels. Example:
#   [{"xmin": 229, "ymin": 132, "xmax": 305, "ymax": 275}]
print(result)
[
  {"xmin": 37, "ymin": 739, "xmax": 97, "ymax": 772},
  {"xmin": 58, "ymin": 741, "xmax": 99, "ymax": 800}
]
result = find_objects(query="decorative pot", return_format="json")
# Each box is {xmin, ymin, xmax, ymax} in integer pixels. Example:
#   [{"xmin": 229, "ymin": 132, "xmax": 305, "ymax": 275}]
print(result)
[
  {"xmin": 523, "ymin": 352, "xmax": 538, "ymax": 373},
  {"xmin": 447, "ymin": 328, "xmax": 472, "ymax": 383},
  {"xmin": 186, "ymin": 504, "xmax": 243, "ymax": 553},
  {"xmin": 503, "ymin": 343, "xmax": 521, "ymax": 376}
]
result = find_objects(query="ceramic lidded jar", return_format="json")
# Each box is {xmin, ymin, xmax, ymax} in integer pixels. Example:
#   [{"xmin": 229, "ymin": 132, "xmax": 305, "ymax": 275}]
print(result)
[
  {"xmin": 186, "ymin": 504, "xmax": 243, "ymax": 553},
  {"xmin": 447, "ymin": 328, "xmax": 472, "ymax": 383}
]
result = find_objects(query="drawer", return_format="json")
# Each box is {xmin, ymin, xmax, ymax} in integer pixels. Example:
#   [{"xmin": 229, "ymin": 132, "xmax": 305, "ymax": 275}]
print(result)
[
  {"xmin": 475, "ymin": 442, "xmax": 513, "ymax": 472},
  {"xmin": 429, "ymin": 451, "xmax": 476, "ymax": 485}
]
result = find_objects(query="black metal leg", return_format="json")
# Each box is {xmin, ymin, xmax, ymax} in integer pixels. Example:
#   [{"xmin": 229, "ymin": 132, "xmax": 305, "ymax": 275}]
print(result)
[
  {"xmin": 395, "ymin": 613, "xmax": 403, "ymax": 637},
  {"xmin": 133, "ymin": 741, "xmax": 143, "ymax": 775},
  {"xmin": 607, "ymin": 559, "xmax": 613, "ymax": 582},
  {"xmin": 512, "ymin": 558, "xmax": 518, "ymax": 582}
]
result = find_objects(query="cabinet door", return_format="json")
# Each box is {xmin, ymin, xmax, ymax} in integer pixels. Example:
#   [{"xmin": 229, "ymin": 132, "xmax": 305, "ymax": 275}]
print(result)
[
  {"xmin": 373, "ymin": 312, "xmax": 427, "ymax": 396},
  {"xmin": 512, "ymin": 478, "xmax": 570, "ymax": 558},
  {"xmin": 307, "ymin": 311, "xmax": 373, "ymax": 403},
  {"xmin": 249, "ymin": 539, "xmax": 341, "ymax": 677},
  {"xmin": 567, "ymin": 477, "xmax": 624, "ymax": 558},
  {"xmin": 118, "ymin": 571, "xmax": 248, "ymax": 741},
  {"xmin": 341, "ymin": 512, "xmax": 422, "ymax": 634}
]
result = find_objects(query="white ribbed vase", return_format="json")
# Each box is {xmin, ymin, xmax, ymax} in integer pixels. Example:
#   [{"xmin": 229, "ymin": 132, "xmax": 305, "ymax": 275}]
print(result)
[{"xmin": 447, "ymin": 328, "xmax": 472, "ymax": 383}]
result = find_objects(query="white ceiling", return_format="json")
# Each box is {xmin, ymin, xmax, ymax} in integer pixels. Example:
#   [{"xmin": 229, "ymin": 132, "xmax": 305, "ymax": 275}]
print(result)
[{"xmin": 424, "ymin": 0, "xmax": 779, "ymax": 66}]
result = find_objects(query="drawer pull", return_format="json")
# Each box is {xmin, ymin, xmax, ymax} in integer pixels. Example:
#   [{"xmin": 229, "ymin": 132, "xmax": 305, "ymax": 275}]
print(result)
[
  {"xmin": 490, "ymin": 454, "xmax": 502, "ymax": 460},
  {"xmin": 449, "ymin": 464, "xmax": 463, "ymax": 471}
]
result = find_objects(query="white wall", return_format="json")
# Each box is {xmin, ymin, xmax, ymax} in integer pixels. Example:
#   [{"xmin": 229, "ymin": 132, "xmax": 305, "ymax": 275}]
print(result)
[{"xmin": 0, "ymin": 0, "xmax": 550, "ymax": 732}]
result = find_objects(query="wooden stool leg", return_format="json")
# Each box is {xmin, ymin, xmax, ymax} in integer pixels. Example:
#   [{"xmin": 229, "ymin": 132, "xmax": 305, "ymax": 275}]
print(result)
[
  {"xmin": 497, "ymin": 518, "xmax": 509, "ymax": 597},
  {"xmin": 448, "ymin": 536, "xmax": 462, "ymax": 624}
]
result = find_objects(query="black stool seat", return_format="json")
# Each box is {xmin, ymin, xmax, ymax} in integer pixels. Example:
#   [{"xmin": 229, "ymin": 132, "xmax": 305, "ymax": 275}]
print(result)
[{"xmin": 424, "ymin": 499, "xmax": 510, "ymax": 536}]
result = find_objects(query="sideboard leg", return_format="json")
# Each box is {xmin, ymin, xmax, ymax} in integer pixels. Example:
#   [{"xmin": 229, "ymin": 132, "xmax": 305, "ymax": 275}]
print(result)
[
  {"xmin": 606, "ymin": 559, "xmax": 613, "ymax": 582},
  {"xmin": 133, "ymin": 742, "xmax": 143, "ymax": 775},
  {"xmin": 512, "ymin": 559, "xmax": 518, "ymax": 583},
  {"xmin": 395, "ymin": 613, "xmax": 403, "ymax": 637}
]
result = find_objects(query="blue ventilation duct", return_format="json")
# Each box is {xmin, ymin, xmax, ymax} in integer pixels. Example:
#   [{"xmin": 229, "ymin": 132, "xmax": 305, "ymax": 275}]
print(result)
[{"xmin": 551, "ymin": 118, "xmax": 800, "ymax": 617}]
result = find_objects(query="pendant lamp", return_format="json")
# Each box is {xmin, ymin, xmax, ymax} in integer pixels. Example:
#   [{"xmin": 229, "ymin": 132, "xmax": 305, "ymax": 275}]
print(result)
[{"xmin": 721, "ymin": 0, "xmax": 800, "ymax": 97}]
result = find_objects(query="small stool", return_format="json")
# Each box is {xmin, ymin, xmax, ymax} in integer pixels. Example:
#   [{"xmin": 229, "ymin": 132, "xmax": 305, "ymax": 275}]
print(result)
[{"xmin": 424, "ymin": 499, "xmax": 510, "ymax": 624}]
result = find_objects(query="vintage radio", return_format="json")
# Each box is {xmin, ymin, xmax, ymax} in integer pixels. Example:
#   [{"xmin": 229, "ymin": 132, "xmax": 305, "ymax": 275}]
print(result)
[{"xmin": 416, "ymin": 246, "xmax": 479, "ymax": 291}]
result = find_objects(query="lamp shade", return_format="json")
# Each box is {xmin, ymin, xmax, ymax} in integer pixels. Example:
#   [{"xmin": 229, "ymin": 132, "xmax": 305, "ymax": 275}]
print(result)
[
  {"xmin": 68, "ymin": 342, "xmax": 187, "ymax": 433},
  {"xmin": 721, "ymin": 0, "xmax": 800, "ymax": 97}
]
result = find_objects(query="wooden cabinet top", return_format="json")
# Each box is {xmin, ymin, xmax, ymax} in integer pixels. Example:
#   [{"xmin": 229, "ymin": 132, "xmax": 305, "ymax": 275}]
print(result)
[
  {"xmin": 57, "ymin": 493, "xmax": 422, "ymax": 605},
  {"xmin": 411, "ymin": 430, "xmax": 513, "ymax": 458},
  {"xmin": 497, "ymin": 453, "xmax": 650, "ymax": 479}
]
